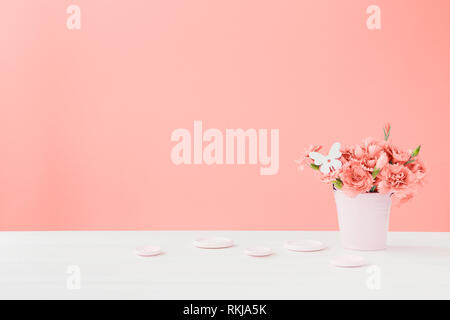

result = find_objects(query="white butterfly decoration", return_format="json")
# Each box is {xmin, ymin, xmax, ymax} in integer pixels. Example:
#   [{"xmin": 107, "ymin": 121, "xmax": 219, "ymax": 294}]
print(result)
[{"xmin": 309, "ymin": 142, "xmax": 342, "ymax": 174}]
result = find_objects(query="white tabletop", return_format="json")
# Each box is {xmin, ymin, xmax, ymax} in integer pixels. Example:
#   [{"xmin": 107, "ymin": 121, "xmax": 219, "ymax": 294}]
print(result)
[{"xmin": 1, "ymin": 231, "xmax": 449, "ymax": 299}]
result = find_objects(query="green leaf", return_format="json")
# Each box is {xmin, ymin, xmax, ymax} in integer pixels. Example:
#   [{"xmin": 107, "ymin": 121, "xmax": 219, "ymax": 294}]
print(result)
[
  {"xmin": 332, "ymin": 178, "xmax": 343, "ymax": 190},
  {"xmin": 405, "ymin": 145, "xmax": 421, "ymax": 165},
  {"xmin": 369, "ymin": 185, "xmax": 377, "ymax": 192},
  {"xmin": 405, "ymin": 144, "xmax": 420, "ymax": 166},
  {"xmin": 310, "ymin": 163, "xmax": 320, "ymax": 170},
  {"xmin": 372, "ymin": 167, "xmax": 380, "ymax": 179},
  {"xmin": 411, "ymin": 145, "xmax": 421, "ymax": 157}
]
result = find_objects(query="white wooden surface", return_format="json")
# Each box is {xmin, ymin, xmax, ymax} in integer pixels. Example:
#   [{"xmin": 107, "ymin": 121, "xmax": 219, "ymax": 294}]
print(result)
[{"xmin": 0, "ymin": 231, "xmax": 449, "ymax": 299}]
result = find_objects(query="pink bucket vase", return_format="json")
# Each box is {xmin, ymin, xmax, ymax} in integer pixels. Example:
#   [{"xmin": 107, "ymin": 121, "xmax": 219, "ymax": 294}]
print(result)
[{"xmin": 333, "ymin": 189, "xmax": 392, "ymax": 251}]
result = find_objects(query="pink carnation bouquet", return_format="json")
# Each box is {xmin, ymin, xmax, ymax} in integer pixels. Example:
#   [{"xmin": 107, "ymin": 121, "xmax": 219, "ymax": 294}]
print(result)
[{"xmin": 297, "ymin": 124, "xmax": 426, "ymax": 204}]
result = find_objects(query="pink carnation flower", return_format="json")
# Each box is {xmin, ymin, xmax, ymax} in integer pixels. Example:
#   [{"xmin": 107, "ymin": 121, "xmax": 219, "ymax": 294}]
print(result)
[
  {"xmin": 340, "ymin": 145, "xmax": 356, "ymax": 164},
  {"xmin": 407, "ymin": 158, "xmax": 426, "ymax": 186},
  {"xmin": 377, "ymin": 164, "xmax": 415, "ymax": 195},
  {"xmin": 395, "ymin": 189, "xmax": 418, "ymax": 205},
  {"xmin": 295, "ymin": 145, "xmax": 322, "ymax": 171},
  {"xmin": 321, "ymin": 168, "xmax": 341, "ymax": 183},
  {"xmin": 375, "ymin": 152, "xmax": 389, "ymax": 170},
  {"xmin": 353, "ymin": 138, "xmax": 386, "ymax": 172},
  {"xmin": 362, "ymin": 137, "xmax": 383, "ymax": 155},
  {"xmin": 358, "ymin": 153, "xmax": 377, "ymax": 172},
  {"xmin": 339, "ymin": 160, "xmax": 374, "ymax": 197},
  {"xmin": 383, "ymin": 142, "xmax": 410, "ymax": 164}
]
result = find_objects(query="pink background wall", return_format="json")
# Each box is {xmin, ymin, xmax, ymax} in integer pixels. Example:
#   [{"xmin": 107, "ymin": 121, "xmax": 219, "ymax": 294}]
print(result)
[{"xmin": 1, "ymin": 1, "xmax": 449, "ymax": 231}]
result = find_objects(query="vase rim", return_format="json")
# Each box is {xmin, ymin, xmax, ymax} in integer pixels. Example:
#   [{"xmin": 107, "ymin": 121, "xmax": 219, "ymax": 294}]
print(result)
[{"xmin": 333, "ymin": 188, "xmax": 392, "ymax": 199}]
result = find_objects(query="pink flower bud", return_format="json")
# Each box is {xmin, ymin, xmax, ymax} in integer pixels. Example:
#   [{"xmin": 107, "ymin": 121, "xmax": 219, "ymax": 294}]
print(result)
[
  {"xmin": 375, "ymin": 152, "xmax": 388, "ymax": 170},
  {"xmin": 383, "ymin": 123, "xmax": 391, "ymax": 141}
]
